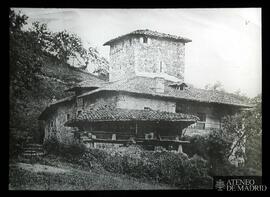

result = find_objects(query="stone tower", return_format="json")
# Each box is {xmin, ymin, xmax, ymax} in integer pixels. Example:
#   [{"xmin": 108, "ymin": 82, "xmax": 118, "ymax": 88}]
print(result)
[{"xmin": 103, "ymin": 29, "xmax": 192, "ymax": 82}]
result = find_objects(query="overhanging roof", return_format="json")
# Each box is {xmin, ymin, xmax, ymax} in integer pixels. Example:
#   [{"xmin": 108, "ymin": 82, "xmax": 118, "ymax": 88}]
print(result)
[
  {"xmin": 104, "ymin": 29, "xmax": 192, "ymax": 46},
  {"xmin": 65, "ymin": 105, "xmax": 199, "ymax": 127},
  {"xmin": 78, "ymin": 76, "xmax": 252, "ymax": 108}
]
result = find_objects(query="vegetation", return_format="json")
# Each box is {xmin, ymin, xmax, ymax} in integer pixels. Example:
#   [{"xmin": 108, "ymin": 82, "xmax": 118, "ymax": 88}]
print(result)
[
  {"xmin": 183, "ymin": 94, "xmax": 262, "ymax": 175},
  {"xmin": 42, "ymin": 142, "xmax": 212, "ymax": 189},
  {"xmin": 9, "ymin": 9, "xmax": 262, "ymax": 189},
  {"xmin": 9, "ymin": 157, "xmax": 173, "ymax": 190},
  {"xmin": 9, "ymin": 9, "xmax": 109, "ymax": 159}
]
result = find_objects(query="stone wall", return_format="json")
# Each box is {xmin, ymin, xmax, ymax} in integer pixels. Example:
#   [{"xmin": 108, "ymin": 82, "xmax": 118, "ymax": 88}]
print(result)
[
  {"xmin": 116, "ymin": 93, "xmax": 223, "ymax": 136},
  {"xmin": 116, "ymin": 93, "xmax": 176, "ymax": 112},
  {"xmin": 43, "ymin": 91, "xmax": 227, "ymax": 144},
  {"xmin": 109, "ymin": 36, "xmax": 186, "ymax": 82},
  {"xmin": 134, "ymin": 37, "xmax": 185, "ymax": 80},
  {"xmin": 43, "ymin": 101, "xmax": 76, "ymax": 145},
  {"xmin": 43, "ymin": 92, "xmax": 119, "ymax": 144},
  {"xmin": 109, "ymin": 39, "xmax": 136, "ymax": 82}
]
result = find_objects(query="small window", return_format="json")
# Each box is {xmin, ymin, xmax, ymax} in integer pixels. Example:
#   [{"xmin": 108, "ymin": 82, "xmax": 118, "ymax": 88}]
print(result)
[
  {"xmin": 176, "ymin": 103, "xmax": 188, "ymax": 113},
  {"xmin": 193, "ymin": 113, "xmax": 206, "ymax": 130},
  {"xmin": 129, "ymin": 39, "xmax": 132, "ymax": 45},
  {"xmin": 197, "ymin": 113, "xmax": 206, "ymax": 122},
  {"xmin": 160, "ymin": 61, "xmax": 163, "ymax": 73},
  {"xmin": 77, "ymin": 110, "xmax": 82, "ymax": 116},
  {"xmin": 143, "ymin": 37, "xmax": 148, "ymax": 43},
  {"xmin": 144, "ymin": 107, "xmax": 152, "ymax": 110},
  {"xmin": 67, "ymin": 114, "xmax": 70, "ymax": 121},
  {"xmin": 77, "ymin": 98, "xmax": 83, "ymax": 107},
  {"xmin": 50, "ymin": 121, "xmax": 53, "ymax": 128},
  {"xmin": 195, "ymin": 122, "xmax": 205, "ymax": 130}
]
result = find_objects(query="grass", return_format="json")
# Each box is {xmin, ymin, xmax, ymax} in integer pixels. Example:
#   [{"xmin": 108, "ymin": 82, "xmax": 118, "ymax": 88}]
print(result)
[{"xmin": 9, "ymin": 155, "xmax": 175, "ymax": 190}]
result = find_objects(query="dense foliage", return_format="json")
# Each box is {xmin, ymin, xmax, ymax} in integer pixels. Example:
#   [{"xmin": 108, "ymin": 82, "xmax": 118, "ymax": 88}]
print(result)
[
  {"xmin": 9, "ymin": 9, "xmax": 108, "ymax": 158},
  {"xmin": 183, "ymin": 95, "xmax": 262, "ymax": 175},
  {"xmin": 47, "ymin": 144, "xmax": 212, "ymax": 189}
]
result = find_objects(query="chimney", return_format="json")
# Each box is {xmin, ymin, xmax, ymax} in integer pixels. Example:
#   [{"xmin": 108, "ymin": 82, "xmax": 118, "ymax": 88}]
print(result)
[{"xmin": 155, "ymin": 77, "xmax": 165, "ymax": 93}]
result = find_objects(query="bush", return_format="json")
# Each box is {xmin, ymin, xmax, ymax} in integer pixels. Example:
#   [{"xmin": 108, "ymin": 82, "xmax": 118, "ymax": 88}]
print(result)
[
  {"xmin": 83, "ymin": 146, "xmax": 212, "ymax": 189},
  {"xmin": 43, "ymin": 137, "xmax": 61, "ymax": 154},
  {"xmin": 9, "ymin": 130, "xmax": 29, "ymax": 160},
  {"xmin": 44, "ymin": 138, "xmax": 86, "ymax": 162},
  {"xmin": 183, "ymin": 129, "xmax": 234, "ymax": 176}
]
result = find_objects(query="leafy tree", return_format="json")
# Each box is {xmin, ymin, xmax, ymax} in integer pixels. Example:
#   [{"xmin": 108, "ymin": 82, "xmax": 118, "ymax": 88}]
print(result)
[
  {"xmin": 50, "ymin": 30, "xmax": 87, "ymax": 63},
  {"xmin": 221, "ymin": 94, "xmax": 261, "ymax": 169},
  {"xmin": 9, "ymin": 10, "xmax": 43, "ymax": 96},
  {"xmin": 9, "ymin": 9, "xmax": 46, "ymax": 156},
  {"xmin": 204, "ymin": 81, "xmax": 225, "ymax": 92}
]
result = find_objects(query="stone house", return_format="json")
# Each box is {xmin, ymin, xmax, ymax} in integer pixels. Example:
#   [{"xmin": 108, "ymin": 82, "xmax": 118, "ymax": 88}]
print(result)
[{"xmin": 39, "ymin": 29, "xmax": 251, "ymax": 151}]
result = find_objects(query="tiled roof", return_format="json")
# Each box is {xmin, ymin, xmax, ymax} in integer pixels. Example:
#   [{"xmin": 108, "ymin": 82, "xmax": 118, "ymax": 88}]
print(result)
[
  {"xmin": 103, "ymin": 29, "xmax": 192, "ymax": 45},
  {"xmin": 65, "ymin": 105, "xmax": 199, "ymax": 127},
  {"xmin": 38, "ymin": 95, "xmax": 75, "ymax": 120},
  {"xmin": 79, "ymin": 76, "xmax": 251, "ymax": 107},
  {"xmin": 66, "ymin": 78, "xmax": 109, "ymax": 91}
]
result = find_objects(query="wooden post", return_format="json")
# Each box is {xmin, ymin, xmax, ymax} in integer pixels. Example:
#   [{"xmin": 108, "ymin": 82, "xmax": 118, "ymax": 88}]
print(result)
[
  {"xmin": 112, "ymin": 134, "xmax": 116, "ymax": 140},
  {"xmin": 178, "ymin": 144, "xmax": 183, "ymax": 153}
]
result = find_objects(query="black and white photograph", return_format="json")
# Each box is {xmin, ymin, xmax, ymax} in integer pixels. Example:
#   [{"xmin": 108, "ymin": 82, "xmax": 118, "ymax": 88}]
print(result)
[{"xmin": 9, "ymin": 8, "xmax": 262, "ymax": 190}]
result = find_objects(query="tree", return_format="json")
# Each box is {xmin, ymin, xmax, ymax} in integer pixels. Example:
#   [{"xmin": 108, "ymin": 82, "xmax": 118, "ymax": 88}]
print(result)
[
  {"xmin": 9, "ymin": 9, "xmax": 44, "ymax": 97},
  {"xmin": 204, "ymin": 81, "xmax": 225, "ymax": 92},
  {"xmin": 10, "ymin": 9, "xmax": 46, "ymax": 155},
  {"xmin": 50, "ymin": 30, "xmax": 87, "ymax": 64},
  {"xmin": 221, "ymin": 94, "xmax": 261, "ymax": 169}
]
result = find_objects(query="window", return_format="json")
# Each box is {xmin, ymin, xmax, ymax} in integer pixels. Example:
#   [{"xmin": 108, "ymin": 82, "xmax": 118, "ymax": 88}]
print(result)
[
  {"xmin": 160, "ymin": 61, "xmax": 163, "ymax": 73},
  {"xmin": 129, "ymin": 39, "xmax": 132, "ymax": 46},
  {"xmin": 144, "ymin": 107, "xmax": 152, "ymax": 110},
  {"xmin": 197, "ymin": 113, "xmax": 206, "ymax": 122},
  {"xmin": 76, "ymin": 98, "xmax": 83, "ymax": 107},
  {"xmin": 77, "ymin": 110, "xmax": 82, "ymax": 116},
  {"xmin": 194, "ymin": 113, "xmax": 206, "ymax": 130},
  {"xmin": 50, "ymin": 121, "xmax": 54, "ymax": 128},
  {"xmin": 67, "ymin": 114, "xmax": 70, "ymax": 121},
  {"xmin": 175, "ymin": 103, "xmax": 188, "ymax": 113},
  {"xmin": 143, "ymin": 37, "xmax": 148, "ymax": 43},
  {"xmin": 195, "ymin": 122, "xmax": 205, "ymax": 130}
]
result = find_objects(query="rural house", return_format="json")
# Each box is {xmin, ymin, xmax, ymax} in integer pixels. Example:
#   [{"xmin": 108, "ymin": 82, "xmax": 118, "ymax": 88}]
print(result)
[{"xmin": 39, "ymin": 29, "xmax": 251, "ymax": 152}]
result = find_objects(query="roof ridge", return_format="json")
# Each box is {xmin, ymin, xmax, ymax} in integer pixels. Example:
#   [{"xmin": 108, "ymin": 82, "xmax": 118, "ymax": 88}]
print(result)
[{"xmin": 104, "ymin": 29, "xmax": 192, "ymax": 45}]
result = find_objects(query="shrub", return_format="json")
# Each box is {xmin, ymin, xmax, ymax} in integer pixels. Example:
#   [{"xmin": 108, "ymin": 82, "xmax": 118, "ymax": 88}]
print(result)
[
  {"xmin": 44, "ymin": 139, "xmax": 86, "ymax": 162},
  {"xmin": 43, "ymin": 137, "xmax": 61, "ymax": 154},
  {"xmin": 9, "ymin": 130, "xmax": 30, "ymax": 160},
  {"xmin": 83, "ymin": 146, "xmax": 212, "ymax": 189},
  {"xmin": 183, "ymin": 129, "xmax": 234, "ymax": 176}
]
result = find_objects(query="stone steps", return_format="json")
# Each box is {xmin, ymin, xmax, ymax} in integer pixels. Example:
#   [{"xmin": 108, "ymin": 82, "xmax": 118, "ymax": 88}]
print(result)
[{"xmin": 21, "ymin": 143, "xmax": 45, "ymax": 157}]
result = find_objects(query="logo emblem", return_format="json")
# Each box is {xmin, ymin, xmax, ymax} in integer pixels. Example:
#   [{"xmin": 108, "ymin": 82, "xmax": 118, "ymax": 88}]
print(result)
[{"xmin": 215, "ymin": 179, "xmax": 226, "ymax": 191}]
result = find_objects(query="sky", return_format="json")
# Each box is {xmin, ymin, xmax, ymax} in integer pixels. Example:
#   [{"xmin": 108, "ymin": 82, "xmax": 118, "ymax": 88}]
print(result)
[{"xmin": 13, "ymin": 8, "xmax": 261, "ymax": 98}]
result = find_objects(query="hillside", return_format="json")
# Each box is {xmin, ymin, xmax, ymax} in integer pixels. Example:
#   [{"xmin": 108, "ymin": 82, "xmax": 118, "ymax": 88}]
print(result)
[{"xmin": 10, "ymin": 54, "xmax": 107, "ymax": 144}]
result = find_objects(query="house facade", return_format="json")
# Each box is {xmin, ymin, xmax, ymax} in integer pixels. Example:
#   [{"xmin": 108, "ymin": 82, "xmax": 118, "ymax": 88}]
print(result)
[{"xmin": 39, "ymin": 29, "xmax": 250, "ymax": 150}]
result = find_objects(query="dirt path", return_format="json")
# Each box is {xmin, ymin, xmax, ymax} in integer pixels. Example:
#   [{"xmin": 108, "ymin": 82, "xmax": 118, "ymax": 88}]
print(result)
[{"xmin": 9, "ymin": 162, "xmax": 175, "ymax": 190}]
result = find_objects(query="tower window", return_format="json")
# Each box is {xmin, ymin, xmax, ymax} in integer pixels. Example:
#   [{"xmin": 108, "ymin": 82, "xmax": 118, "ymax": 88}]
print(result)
[
  {"xmin": 160, "ymin": 61, "xmax": 163, "ymax": 73},
  {"xmin": 67, "ymin": 114, "xmax": 70, "ymax": 121},
  {"xmin": 143, "ymin": 37, "xmax": 148, "ymax": 43}
]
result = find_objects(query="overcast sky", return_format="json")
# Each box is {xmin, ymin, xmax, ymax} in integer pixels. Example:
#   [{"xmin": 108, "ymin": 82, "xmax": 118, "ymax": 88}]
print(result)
[{"xmin": 13, "ymin": 8, "xmax": 261, "ymax": 98}]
